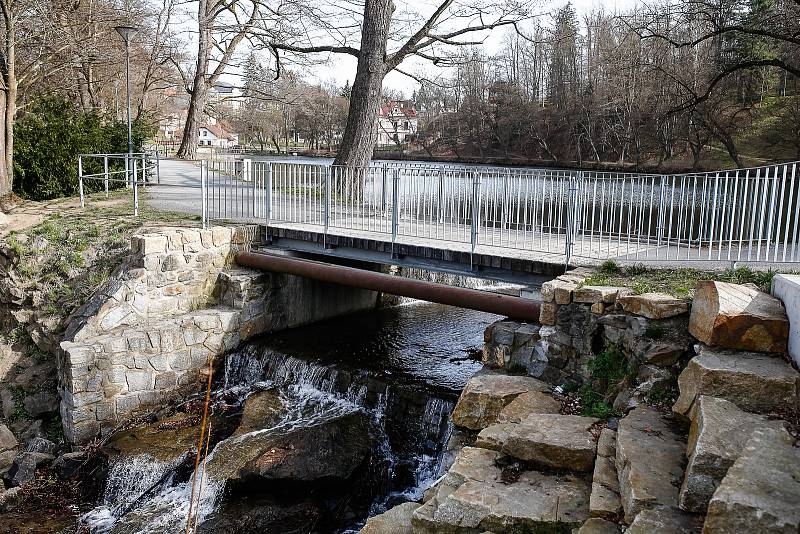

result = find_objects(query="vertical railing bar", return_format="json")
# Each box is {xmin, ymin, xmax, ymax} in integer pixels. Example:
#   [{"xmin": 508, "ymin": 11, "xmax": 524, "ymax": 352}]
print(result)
[{"xmin": 775, "ymin": 164, "xmax": 788, "ymax": 262}]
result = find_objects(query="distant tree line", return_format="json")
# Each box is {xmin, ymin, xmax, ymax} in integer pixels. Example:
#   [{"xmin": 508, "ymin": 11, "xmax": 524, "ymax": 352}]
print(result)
[{"xmin": 414, "ymin": 0, "xmax": 800, "ymax": 169}]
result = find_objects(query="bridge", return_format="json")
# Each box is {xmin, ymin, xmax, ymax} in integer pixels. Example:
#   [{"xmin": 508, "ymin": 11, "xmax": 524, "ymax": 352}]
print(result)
[{"xmin": 79, "ymin": 156, "xmax": 800, "ymax": 287}]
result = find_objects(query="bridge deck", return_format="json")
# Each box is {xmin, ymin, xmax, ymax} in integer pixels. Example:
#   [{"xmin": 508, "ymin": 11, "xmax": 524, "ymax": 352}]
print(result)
[{"xmin": 142, "ymin": 158, "xmax": 800, "ymax": 277}]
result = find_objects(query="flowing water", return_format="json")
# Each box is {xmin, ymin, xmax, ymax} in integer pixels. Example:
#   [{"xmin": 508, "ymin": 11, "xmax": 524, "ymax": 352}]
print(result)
[{"xmin": 81, "ymin": 296, "xmax": 506, "ymax": 533}]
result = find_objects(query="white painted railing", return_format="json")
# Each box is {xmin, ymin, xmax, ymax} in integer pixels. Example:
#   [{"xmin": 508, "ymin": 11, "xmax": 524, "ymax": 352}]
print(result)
[
  {"xmin": 77, "ymin": 151, "xmax": 160, "ymax": 215},
  {"xmin": 199, "ymin": 159, "xmax": 800, "ymax": 265}
]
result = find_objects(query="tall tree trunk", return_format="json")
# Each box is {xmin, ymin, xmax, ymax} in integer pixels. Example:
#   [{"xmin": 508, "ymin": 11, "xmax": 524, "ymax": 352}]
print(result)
[
  {"xmin": 332, "ymin": 0, "xmax": 394, "ymax": 168},
  {"xmin": 0, "ymin": 10, "xmax": 16, "ymax": 198},
  {"xmin": 177, "ymin": 0, "xmax": 211, "ymax": 160}
]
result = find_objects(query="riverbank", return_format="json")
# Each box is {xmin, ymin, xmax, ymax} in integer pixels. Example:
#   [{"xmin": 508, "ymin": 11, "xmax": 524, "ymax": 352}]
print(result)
[{"xmin": 364, "ymin": 268, "xmax": 800, "ymax": 533}]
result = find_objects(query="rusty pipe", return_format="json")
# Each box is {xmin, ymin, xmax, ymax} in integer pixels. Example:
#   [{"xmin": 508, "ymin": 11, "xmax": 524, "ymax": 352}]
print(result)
[{"xmin": 235, "ymin": 251, "xmax": 540, "ymax": 322}]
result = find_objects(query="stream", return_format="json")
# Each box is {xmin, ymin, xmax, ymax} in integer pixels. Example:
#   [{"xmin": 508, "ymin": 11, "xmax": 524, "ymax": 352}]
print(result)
[{"xmin": 79, "ymin": 278, "xmax": 508, "ymax": 534}]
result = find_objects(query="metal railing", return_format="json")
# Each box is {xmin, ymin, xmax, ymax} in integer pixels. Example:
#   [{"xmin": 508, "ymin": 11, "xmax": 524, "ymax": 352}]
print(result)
[
  {"xmin": 197, "ymin": 159, "xmax": 800, "ymax": 266},
  {"xmin": 78, "ymin": 151, "xmax": 160, "ymax": 216}
]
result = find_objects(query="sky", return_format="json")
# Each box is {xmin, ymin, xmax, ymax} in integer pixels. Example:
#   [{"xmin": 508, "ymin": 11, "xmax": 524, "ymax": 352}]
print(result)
[{"xmin": 298, "ymin": 0, "xmax": 641, "ymax": 96}]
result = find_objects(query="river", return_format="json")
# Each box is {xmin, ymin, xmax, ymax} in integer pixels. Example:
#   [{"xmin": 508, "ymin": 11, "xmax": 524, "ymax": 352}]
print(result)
[{"xmin": 79, "ymin": 284, "xmax": 508, "ymax": 533}]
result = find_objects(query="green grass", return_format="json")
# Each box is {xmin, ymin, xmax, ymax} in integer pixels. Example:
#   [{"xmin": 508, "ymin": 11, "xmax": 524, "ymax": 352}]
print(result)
[
  {"xmin": 581, "ymin": 264, "xmax": 780, "ymax": 297},
  {"xmin": 587, "ymin": 343, "xmax": 634, "ymax": 382},
  {"xmin": 3, "ymin": 201, "xmax": 197, "ymax": 328},
  {"xmin": 579, "ymin": 385, "xmax": 616, "ymax": 419}
]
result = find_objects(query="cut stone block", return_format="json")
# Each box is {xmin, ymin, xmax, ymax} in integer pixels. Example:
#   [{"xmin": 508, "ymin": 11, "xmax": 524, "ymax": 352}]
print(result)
[
  {"xmin": 672, "ymin": 345, "xmax": 800, "ymax": 420},
  {"xmin": 616, "ymin": 405, "xmax": 686, "ymax": 523},
  {"xmin": 590, "ymin": 428, "xmax": 622, "ymax": 520},
  {"xmin": 618, "ymin": 293, "xmax": 688, "ymax": 319},
  {"xmin": 359, "ymin": 502, "xmax": 419, "ymax": 534},
  {"xmin": 690, "ymin": 280, "xmax": 789, "ymax": 353},
  {"xmin": 501, "ymin": 414, "xmax": 599, "ymax": 472},
  {"xmin": 626, "ymin": 508, "xmax": 703, "ymax": 533},
  {"xmin": 413, "ymin": 447, "xmax": 591, "ymax": 534},
  {"xmin": 476, "ymin": 423, "xmax": 514, "ymax": 451},
  {"xmin": 451, "ymin": 373, "xmax": 549, "ymax": 430},
  {"xmin": 574, "ymin": 286, "xmax": 633, "ymax": 304},
  {"xmin": 496, "ymin": 390, "xmax": 561, "ymax": 423},
  {"xmin": 539, "ymin": 302, "xmax": 557, "ymax": 325},
  {"xmin": 704, "ymin": 427, "xmax": 800, "ymax": 533},
  {"xmin": 679, "ymin": 395, "xmax": 786, "ymax": 513}
]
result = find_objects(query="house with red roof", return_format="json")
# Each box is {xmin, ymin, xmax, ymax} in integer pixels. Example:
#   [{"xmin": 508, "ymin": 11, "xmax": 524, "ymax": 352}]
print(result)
[
  {"xmin": 377, "ymin": 100, "xmax": 418, "ymax": 146},
  {"xmin": 198, "ymin": 122, "xmax": 239, "ymax": 148}
]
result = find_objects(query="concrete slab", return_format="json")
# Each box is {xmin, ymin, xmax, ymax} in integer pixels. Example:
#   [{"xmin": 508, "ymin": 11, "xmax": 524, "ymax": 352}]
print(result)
[{"xmin": 772, "ymin": 274, "xmax": 800, "ymax": 366}]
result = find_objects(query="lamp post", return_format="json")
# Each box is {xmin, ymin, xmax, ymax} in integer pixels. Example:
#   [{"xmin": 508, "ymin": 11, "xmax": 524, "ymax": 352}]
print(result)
[{"xmin": 115, "ymin": 24, "xmax": 138, "ymax": 188}]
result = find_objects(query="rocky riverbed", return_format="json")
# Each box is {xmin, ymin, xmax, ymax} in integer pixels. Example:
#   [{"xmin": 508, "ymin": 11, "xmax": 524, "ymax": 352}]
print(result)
[{"xmin": 71, "ymin": 300, "xmax": 498, "ymax": 533}]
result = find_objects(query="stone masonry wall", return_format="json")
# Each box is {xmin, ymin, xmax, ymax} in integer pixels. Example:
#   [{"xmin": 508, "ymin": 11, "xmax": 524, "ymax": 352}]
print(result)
[
  {"xmin": 483, "ymin": 268, "xmax": 693, "ymax": 392},
  {"xmin": 58, "ymin": 226, "xmax": 379, "ymax": 444}
]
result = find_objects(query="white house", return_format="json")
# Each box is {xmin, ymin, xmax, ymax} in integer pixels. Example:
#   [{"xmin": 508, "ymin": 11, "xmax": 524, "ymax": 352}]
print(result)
[
  {"xmin": 377, "ymin": 100, "xmax": 418, "ymax": 145},
  {"xmin": 198, "ymin": 123, "xmax": 239, "ymax": 148},
  {"xmin": 209, "ymin": 83, "xmax": 244, "ymax": 110}
]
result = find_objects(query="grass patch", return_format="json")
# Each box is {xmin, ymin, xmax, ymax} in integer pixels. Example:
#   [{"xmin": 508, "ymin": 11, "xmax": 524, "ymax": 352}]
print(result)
[
  {"xmin": 581, "ymin": 263, "xmax": 781, "ymax": 297},
  {"xmin": 579, "ymin": 385, "xmax": 615, "ymax": 419},
  {"xmin": 578, "ymin": 343, "xmax": 632, "ymax": 419},
  {"xmin": 2, "ymin": 200, "xmax": 197, "ymax": 331},
  {"xmin": 587, "ymin": 343, "xmax": 635, "ymax": 382}
]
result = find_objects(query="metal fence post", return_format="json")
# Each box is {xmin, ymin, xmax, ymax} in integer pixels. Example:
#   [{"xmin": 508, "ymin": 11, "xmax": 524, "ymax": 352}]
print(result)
[
  {"xmin": 564, "ymin": 174, "xmax": 579, "ymax": 268},
  {"xmin": 141, "ymin": 154, "xmax": 147, "ymax": 186},
  {"xmin": 437, "ymin": 167, "xmax": 444, "ymax": 223},
  {"xmin": 470, "ymin": 168, "xmax": 480, "ymax": 269},
  {"xmin": 133, "ymin": 157, "xmax": 139, "ymax": 216},
  {"xmin": 657, "ymin": 175, "xmax": 666, "ymax": 248},
  {"xmin": 201, "ymin": 160, "xmax": 208, "ymax": 229},
  {"xmin": 391, "ymin": 168, "xmax": 400, "ymax": 256},
  {"xmin": 125, "ymin": 154, "xmax": 130, "ymax": 189},
  {"xmin": 381, "ymin": 162, "xmax": 388, "ymax": 214},
  {"xmin": 324, "ymin": 165, "xmax": 332, "ymax": 248},
  {"xmin": 78, "ymin": 155, "xmax": 85, "ymax": 208},
  {"xmin": 155, "ymin": 150, "xmax": 161, "ymax": 184},
  {"xmin": 103, "ymin": 155, "xmax": 109, "ymax": 197},
  {"xmin": 264, "ymin": 162, "xmax": 272, "ymax": 226}
]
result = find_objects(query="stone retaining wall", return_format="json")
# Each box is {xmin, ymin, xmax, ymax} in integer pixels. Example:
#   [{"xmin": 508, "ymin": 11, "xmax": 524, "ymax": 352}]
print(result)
[
  {"xmin": 58, "ymin": 226, "xmax": 379, "ymax": 444},
  {"xmin": 484, "ymin": 269, "xmax": 694, "ymax": 391}
]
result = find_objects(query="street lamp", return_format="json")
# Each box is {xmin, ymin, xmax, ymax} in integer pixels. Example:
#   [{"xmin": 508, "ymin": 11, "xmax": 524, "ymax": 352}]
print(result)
[{"xmin": 115, "ymin": 24, "xmax": 139, "ymax": 187}]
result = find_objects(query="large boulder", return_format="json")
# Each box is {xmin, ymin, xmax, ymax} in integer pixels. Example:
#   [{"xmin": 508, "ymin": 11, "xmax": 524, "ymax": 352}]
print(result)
[
  {"xmin": 672, "ymin": 345, "xmax": 800, "ymax": 420},
  {"xmin": 689, "ymin": 281, "xmax": 789, "ymax": 353},
  {"xmin": 704, "ymin": 427, "xmax": 800, "ymax": 533},
  {"xmin": 207, "ymin": 410, "xmax": 372, "ymax": 483},
  {"xmin": 359, "ymin": 502, "xmax": 420, "ymax": 534},
  {"xmin": 501, "ymin": 414, "xmax": 600, "ymax": 472},
  {"xmin": 451, "ymin": 372, "xmax": 550, "ymax": 430},
  {"xmin": 233, "ymin": 388, "xmax": 285, "ymax": 435},
  {"xmin": 679, "ymin": 395, "xmax": 786, "ymax": 512},
  {"xmin": 618, "ymin": 293, "xmax": 688, "ymax": 319},
  {"xmin": 615, "ymin": 405, "xmax": 686, "ymax": 523},
  {"xmin": 412, "ymin": 447, "xmax": 590, "ymax": 533},
  {"xmin": 197, "ymin": 495, "xmax": 322, "ymax": 534}
]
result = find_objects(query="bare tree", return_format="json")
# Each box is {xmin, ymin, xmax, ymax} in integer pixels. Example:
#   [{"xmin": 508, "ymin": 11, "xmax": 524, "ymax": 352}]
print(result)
[
  {"xmin": 175, "ymin": 0, "xmax": 262, "ymax": 160},
  {"xmin": 267, "ymin": 0, "xmax": 531, "ymax": 167}
]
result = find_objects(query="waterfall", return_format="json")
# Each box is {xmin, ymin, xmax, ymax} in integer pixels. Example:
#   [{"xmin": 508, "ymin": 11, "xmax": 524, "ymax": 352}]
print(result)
[{"xmin": 79, "ymin": 453, "xmax": 191, "ymax": 533}]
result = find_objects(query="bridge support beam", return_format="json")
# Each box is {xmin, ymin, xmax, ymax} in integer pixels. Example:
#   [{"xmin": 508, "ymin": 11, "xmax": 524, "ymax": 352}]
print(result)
[{"xmin": 235, "ymin": 251, "xmax": 541, "ymax": 322}]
